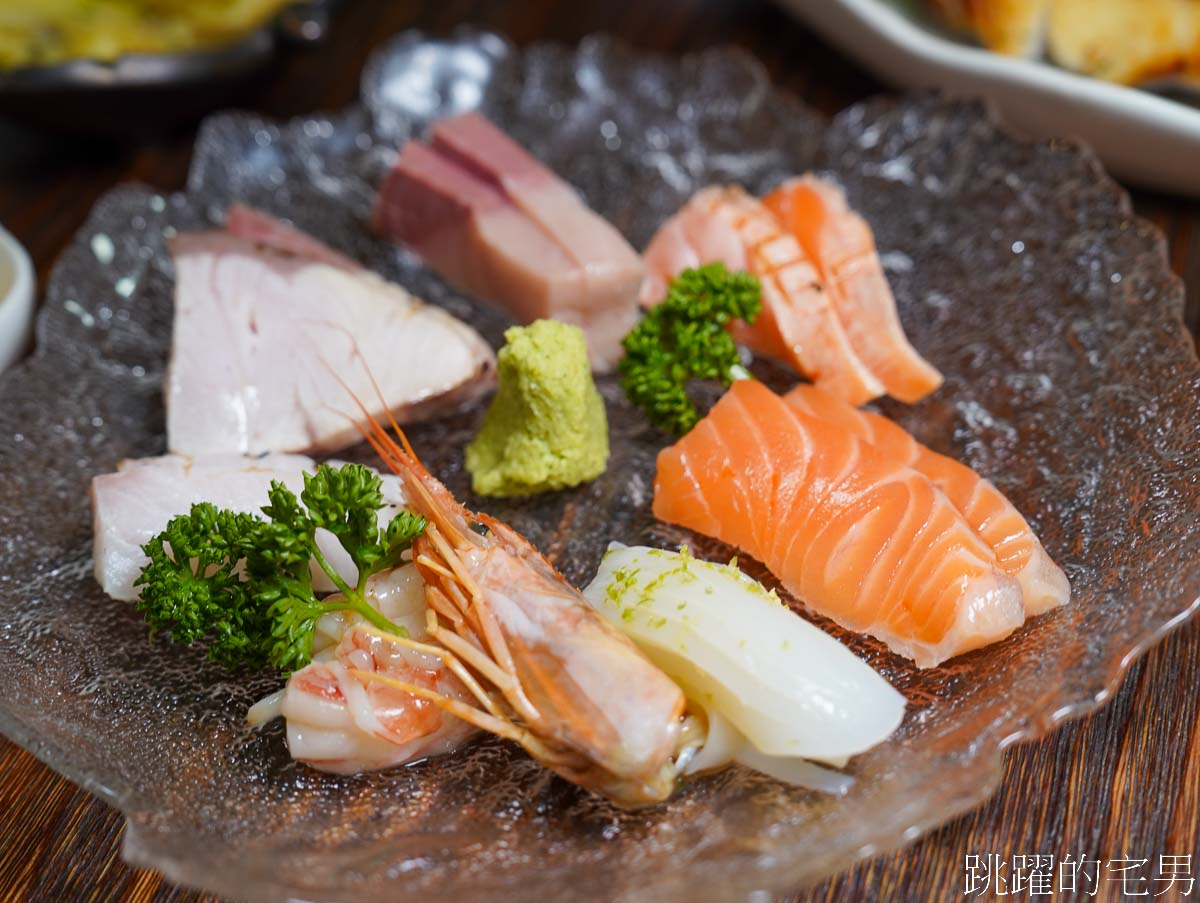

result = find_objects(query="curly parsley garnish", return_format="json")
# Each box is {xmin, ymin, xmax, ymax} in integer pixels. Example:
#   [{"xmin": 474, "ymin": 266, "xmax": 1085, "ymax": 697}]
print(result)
[
  {"xmin": 618, "ymin": 262, "xmax": 762, "ymax": 436},
  {"xmin": 134, "ymin": 462, "xmax": 426, "ymax": 674}
]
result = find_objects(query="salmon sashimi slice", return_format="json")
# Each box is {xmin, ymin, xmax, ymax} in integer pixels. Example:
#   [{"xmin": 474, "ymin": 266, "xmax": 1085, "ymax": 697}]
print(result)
[
  {"xmin": 764, "ymin": 176, "xmax": 943, "ymax": 403},
  {"xmin": 641, "ymin": 186, "xmax": 884, "ymax": 404},
  {"xmin": 639, "ymin": 195, "xmax": 745, "ymax": 312},
  {"xmin": 783, "ymin": 385, "xmax": 1070, "ymax": 616},
  {"xmin": 653, "ymin": 380, "xmax": 1025, "ymax": 667}
]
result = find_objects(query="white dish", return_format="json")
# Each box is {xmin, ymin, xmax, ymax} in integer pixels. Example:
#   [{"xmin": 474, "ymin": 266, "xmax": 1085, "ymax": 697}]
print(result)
[
  {"xmin": 776, "ymin": 0, "xmax": 1200, "ymax": 197},
  {"xmin": 0, "ymin": 224, "xmax": 34, "ymax": 374}
]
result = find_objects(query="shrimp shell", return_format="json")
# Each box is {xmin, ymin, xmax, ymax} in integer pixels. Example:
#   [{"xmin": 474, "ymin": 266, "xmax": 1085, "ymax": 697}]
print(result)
[{"xmin": 353, "ymin": 406, "xmax": 690, "ymax": 805}]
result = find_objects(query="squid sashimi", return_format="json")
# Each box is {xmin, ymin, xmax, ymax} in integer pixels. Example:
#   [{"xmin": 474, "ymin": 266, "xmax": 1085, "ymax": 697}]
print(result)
[
  {"xmin": 373, "ymin": 112, "xmax": 642, "ymax": 370},
  {"xmin": 584, "ymin": 544, "xmax": 906, "ymax": 781},
  {"xmin": 783, "ymin": 384, "xmax": 1070, "ymax": 615},
  {"xmin": 641, "ymin": 186, "xmax": 883, "ymax": 405},
  {"xmin": 653, "ymin": 379, "xmax": 1025, "ymax": 668},
  {"xmin": 167, "ymin": 207, "xmax": 495, "ymax": 457},
  {"xmin": 764, "ymin": 176, "xmax": 943, "ymax": 402}
]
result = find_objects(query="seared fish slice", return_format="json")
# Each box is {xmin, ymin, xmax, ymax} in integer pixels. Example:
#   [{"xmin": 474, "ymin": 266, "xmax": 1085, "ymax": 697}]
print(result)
[
  {"xmin": 166, "ymin": 206, "xmax": 495, "ymax": 456},
  {"xmin": 764, "ymin": 176, "xmax": 942, "ymax": 403}
]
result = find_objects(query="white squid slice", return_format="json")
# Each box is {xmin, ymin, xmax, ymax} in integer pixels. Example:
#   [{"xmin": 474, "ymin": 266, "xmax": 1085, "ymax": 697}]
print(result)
[
  {"xmin": 683, "ymin": 705, "xmax": 854, "ymax": 795},
  {"xmin": 582, "ymin": 543, "xmax": 906, "ymax": 773}
]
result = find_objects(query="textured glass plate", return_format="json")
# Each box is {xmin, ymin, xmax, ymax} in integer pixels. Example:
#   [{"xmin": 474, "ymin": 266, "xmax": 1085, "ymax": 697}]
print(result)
[{"xmin": 2, "ymin": 30, "xmax": 1199, "ymax": 903}]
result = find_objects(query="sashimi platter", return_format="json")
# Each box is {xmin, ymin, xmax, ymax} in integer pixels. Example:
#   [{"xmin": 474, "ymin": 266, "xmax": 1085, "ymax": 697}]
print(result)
[{"xmin": 2, "ymin": 31, "xmax": 1200, "ymax": 902}]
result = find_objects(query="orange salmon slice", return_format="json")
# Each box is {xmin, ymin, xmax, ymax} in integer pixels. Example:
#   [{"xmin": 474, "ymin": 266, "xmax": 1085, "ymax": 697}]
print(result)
[
  {"xmin": 783, "ymin": 384, "xmax": 1070, "ymax": 615},
  {"xmin": 764, "ymin": 175, "xmax": 943, "ymax": 403},
  {"xmin": 641, "ymin": 186, "xmax": 884, "ymax": 405},
  {"xmin": 653, "ymin": 379, "xmax": 1025, "ymax": 668}
]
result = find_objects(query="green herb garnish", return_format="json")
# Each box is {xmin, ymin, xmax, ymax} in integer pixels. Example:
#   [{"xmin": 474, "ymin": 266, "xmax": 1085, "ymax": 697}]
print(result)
[
  {"xmin": 618, "ymin": 262, "xmax": 762, "ymax": 435},
  {"xmin": 134, "ymin": 462, "xmax": 426, "ymax": 674}
]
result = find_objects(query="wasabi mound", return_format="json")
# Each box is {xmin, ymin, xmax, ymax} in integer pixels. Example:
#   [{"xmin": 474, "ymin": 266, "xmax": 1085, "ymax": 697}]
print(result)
[{"xmin": 466, "ymin": 320, "xmax": 609, "ymax": 497}]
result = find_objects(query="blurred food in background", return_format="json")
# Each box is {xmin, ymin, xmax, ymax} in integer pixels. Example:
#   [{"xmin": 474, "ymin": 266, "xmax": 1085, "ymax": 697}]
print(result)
[
  {"xmin": 928, "ymin": 0, "xmax": 1200, "ymax": 85},
  {"xmin": 0, "ymin": 1, "xmax": 336, "ymax": 135},
  {"xmin": 0, "ymin": 0, "xmax": 298, "ymax": 69}
]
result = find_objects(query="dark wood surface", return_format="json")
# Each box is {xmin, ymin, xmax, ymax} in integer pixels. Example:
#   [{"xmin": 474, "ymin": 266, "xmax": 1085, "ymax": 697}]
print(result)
[{"xmin": 1, "ymin": 1, "xmax": 1198, "ymax": 900}]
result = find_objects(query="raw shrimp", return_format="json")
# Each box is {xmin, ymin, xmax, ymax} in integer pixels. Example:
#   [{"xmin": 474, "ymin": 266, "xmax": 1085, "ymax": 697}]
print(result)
[
  {"xmin": 349, "ymin": 405, "xmax": 695, "ymax": 806},
  {"xmin": 248, "ymin": 564, "xmax": 480, "ymax": 774}
]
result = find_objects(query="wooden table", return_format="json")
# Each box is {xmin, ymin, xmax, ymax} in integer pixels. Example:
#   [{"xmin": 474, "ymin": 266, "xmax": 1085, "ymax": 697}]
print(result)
[{"xmin": 1, "ymin": 1, "xmax": 1198, "ymax": 899}]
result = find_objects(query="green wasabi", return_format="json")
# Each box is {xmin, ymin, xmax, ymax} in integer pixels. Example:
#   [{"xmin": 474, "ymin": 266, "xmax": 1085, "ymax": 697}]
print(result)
[{"xmin": 466, "ymin": 320, "xmax": 609, "ymax": 497}]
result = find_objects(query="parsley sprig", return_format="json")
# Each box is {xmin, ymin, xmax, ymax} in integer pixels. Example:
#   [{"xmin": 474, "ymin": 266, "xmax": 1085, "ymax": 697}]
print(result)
[
  {"xmin": 618, "ymin": 262, "xmax": 762, "ymax": 436},
  {"xmin": 134, "ymin": 463, "xmax": 426, "ymax": 674}
]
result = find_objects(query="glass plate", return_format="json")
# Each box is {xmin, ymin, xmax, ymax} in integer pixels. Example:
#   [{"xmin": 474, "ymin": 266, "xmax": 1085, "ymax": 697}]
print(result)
[{"xmin": 1, "ymin": 30, "xmax": 1198, "ymax": 903}]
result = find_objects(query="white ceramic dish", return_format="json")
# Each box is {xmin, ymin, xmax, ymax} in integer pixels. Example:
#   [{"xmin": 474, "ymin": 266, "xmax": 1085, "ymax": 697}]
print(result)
[
  {"xmin": 776, "ymin": 0, "xmax": 1200, "ymax": 197},
  {"xmin": 0, "ymin": 224, "xmax": 34, "ymax": 374}
]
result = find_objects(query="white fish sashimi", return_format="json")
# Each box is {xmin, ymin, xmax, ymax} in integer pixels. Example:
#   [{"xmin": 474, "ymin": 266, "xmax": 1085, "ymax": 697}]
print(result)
[
  {"xmin": 166, "ymin": 210, "xmax": 495, "ymax": 457},
  {"xmin": 582, "ymin": 543, "xmax": 906, "ymax": 766},
  {"xmin": 91, "ymin": 453, "xmax": 408, "ymax": 602}
]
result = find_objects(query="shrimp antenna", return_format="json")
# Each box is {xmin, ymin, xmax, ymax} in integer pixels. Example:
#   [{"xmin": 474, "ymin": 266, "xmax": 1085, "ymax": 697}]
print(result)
[
  {"xmin": 313, "ymin": 341, "xmax": 468, "ymax": 546},
  {"xmin": 347, "ymin": 338, "xmax": 418, "ymax": 461},
  {"xmin": 314, "ymin": 327, "xmax": 418, "ymax": 462}
]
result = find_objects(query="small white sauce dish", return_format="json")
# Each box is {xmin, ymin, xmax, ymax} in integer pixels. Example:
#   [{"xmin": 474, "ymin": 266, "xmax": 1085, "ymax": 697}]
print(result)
[{"xmin": 0, "ymin": 224, "xmax": 34, "ymax": 374}]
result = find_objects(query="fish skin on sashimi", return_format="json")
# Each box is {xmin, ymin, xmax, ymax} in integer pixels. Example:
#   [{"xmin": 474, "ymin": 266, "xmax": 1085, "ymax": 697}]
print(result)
[
  {"xmin": 373, "ymin": 113, "xmax": 642, "ymax": 371},
  {"xmin": 783, "ymin": 384, "xmax": 1070, "ymax": 616},
  {"xmin": 224, "ymin": 204, "xmax": 360, "ymax": 272},
  {"xmin": 653, "ymin": 380, "xmax": 1026, "ymax": 668},
  {"xmin": 165, "ymin": 215, "xmax": 495, "ymax": 457}
]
